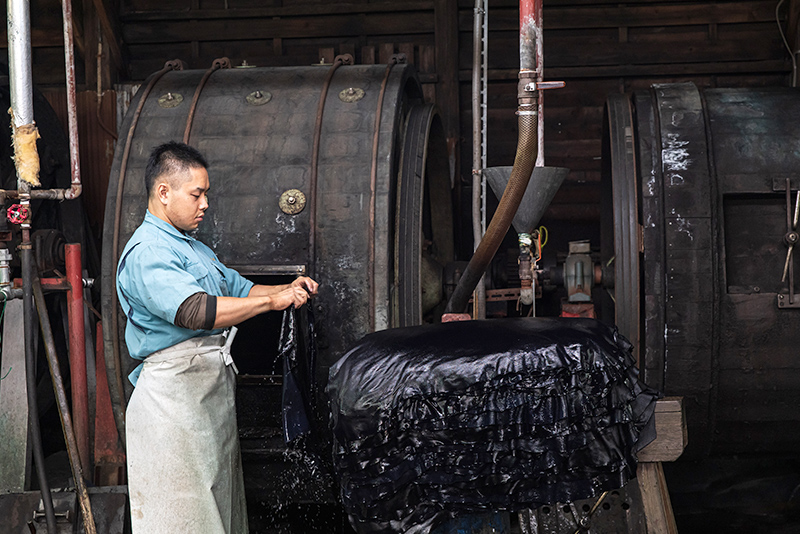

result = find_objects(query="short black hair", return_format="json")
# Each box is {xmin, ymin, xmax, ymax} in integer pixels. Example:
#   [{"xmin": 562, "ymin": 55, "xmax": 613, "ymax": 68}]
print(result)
[{"xmin": 145, "ymin": 141, "xmax": 209, "ymax": 196}]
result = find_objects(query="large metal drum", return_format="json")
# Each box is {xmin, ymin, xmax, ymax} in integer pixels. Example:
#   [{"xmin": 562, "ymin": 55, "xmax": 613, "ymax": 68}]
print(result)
[
  {"xmin": 603, "ymin": 83, "xmax": 800, "ymax": 458},
  {"xmin": 100, "ymin": 59, "xmax": 453, "ymax": 514}
]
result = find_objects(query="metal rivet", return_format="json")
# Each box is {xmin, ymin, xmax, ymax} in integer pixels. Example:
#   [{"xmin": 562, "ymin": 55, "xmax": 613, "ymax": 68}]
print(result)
[{"xmin": 279, "ymin": 189, "xmax": 306, "ymax": 215}]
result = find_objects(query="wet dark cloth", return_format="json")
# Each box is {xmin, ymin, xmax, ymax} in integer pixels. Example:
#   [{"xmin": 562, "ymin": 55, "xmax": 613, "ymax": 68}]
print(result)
[
  {"xmin": 326, "ymin": 317, "xmax": 660, "ymax": 534},
  {"xmin": 278, "ymin": 305, "xmax": 318, "ymax": 443}
]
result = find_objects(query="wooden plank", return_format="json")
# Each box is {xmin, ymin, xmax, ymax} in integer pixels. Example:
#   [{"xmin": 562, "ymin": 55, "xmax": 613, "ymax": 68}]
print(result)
[
  {"xmin": 361, "ymin": 45, "xmax": 376, "ymax": 64},
  {"xmin": 461, "ymin": 59, "xmax": 790, "ymax": 80},
  {"xmin": 638, "ymin": 397, "xmax": 688, "ymax": 463},
  {"xmin": 458, "ymin": 1, "xmax": 779, "ymax": 31},
  {"xmin": 379, "ymin": 42, "xmax": 395, "ymax": 64},
  {"xmin": 318, "ymin": 47, "xmax": 335, "ymax": 64},
  {"xmin": 637, "ymin": 462, "xmax": 679, "ymax": 534},
  {"xmin": 0, "ymin": 301, "xmax": 30, "ymax": 492},
  {"xmin": 122, "ymin": 12, "xmax": 435, "ymax": 43},
  {"xmin": 461, "ymin": 30, "xmax": 784, "ymax": 71},
  {"xmin": 121, "ymin": 1, "xmax": 435, "ymax": 20},
  {"xmin": 398, "ymin": 42, "xmax": 415, "ymax": 64},
  {"xmin": 419, "ymin": 44, "xmax": 436, "ymax": 103},
  {"xmin": 434, "ymin": 0, "xmax": 460, "ymax": 144},
  {"xmin": 92, "ymin": 0, "xmax": 126, "ymax": 72}
]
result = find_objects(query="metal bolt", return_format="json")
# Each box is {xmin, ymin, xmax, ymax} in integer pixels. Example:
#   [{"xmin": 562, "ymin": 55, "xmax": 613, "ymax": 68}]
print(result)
[
  {"xmin": 347, "ymin": 87, "xmax": 356, "ymax": 95},
  {"xmin": 241, "ymin": 60, "xmax": 249, "ymax": 67},
  {"xmin": 524, "ymin": 82, "xmax": 537, "ymax": 92},
  {"xmin": 166, "ymin": 92, "xmax": 174, "ymax": 100},
  {"xmin": 753, "ymin": 286, "xmax": 760, "ymax": 293},
  {"xmin": 254, "ymin": 90, "xmax": 262, "ymax": 98},
  {"xmin": 287, "ymin": 196, "xmax": 296, "ymax": 205}
]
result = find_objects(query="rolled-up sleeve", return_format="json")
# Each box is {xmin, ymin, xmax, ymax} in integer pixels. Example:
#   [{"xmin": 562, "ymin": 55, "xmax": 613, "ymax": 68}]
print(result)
[{"xmin": 119, "ymin": 243, "xmax": 207, "ymax": 324}]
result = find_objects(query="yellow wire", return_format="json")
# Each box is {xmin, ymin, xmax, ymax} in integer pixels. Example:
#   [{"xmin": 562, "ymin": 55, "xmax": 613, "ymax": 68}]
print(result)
[{"xmin": 538, "ymin": 226, "xmax": 549, "ymax": 248}]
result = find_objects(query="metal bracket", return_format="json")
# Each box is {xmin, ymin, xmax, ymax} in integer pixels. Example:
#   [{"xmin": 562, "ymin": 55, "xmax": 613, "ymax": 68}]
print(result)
[
  {"xmin": 777, "ymin": 294, "xmax": 800, "ymax": 308},
  {"xmin": 524, "ymin": 81, "xmax": 566, "ymax": 92}
]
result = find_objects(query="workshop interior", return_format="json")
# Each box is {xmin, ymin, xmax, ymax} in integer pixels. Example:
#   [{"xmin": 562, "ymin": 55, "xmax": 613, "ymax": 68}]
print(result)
[{"xmin": 0, "ymin": 0, "xmax": 799, "ymax": 533}]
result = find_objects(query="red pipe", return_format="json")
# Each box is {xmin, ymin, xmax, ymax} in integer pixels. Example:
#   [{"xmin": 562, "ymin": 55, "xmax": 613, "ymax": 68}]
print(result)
[
  {"xmin": 66, "ymin": 243, "xmax": 89, "ymax": 476},
  {"xmin": 519, "ymin": 0, "xmax": 538, "ymax": 72}
]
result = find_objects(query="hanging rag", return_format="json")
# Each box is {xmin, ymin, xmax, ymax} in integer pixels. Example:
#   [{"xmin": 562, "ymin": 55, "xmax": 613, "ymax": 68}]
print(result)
[
  {"xmin": 126, "ymin": 328, "xmax": 248, "ymax": 534},
  {"xmin": 278, "ymin": 305, "xmax": 317, "ymax": 443}
]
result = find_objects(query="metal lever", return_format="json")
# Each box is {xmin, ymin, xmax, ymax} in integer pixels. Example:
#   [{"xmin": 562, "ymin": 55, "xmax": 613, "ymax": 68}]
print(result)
[
  {"xmin": 524, "ymin": 80, "xmax": 566, "ymax": 92},
  {"xmin": 781, "ymin": 188, "xmax": 800, "ymax": 283}
]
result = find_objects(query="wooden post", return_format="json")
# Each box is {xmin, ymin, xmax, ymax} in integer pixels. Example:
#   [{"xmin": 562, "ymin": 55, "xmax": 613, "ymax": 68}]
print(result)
[{"xmin": 434, "ymin": 0, "xmax": 460, "ymax": 174}]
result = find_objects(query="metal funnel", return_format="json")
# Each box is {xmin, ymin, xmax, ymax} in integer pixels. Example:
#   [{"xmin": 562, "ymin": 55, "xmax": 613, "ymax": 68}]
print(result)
[{"xmin": 483, "ymin": 166, "xmax": 569, "ymax": 235}]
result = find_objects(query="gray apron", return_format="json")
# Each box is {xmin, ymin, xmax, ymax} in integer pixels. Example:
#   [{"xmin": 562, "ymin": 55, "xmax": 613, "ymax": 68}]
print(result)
[{"xmin": 126, "ymin": 328, "xmax": 248, "ymax": 533}]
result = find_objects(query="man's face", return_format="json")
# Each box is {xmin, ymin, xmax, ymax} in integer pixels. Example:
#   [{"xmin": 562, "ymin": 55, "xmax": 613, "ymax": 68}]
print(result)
[{"xmin": 161, "ymin": 166, "xmax": 210, "ymax": 232}]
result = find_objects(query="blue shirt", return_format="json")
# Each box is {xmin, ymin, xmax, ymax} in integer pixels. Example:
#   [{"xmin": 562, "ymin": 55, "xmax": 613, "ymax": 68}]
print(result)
[{"xmin": 116, "ymin": 210, "xmax": 254, "ymax": 385}]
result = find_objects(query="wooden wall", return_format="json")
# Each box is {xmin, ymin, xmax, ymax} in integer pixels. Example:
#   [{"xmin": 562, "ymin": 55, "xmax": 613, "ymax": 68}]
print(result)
[{"xmin": 0, "ymin": 0, "xmax": 797, "ymax": 253}]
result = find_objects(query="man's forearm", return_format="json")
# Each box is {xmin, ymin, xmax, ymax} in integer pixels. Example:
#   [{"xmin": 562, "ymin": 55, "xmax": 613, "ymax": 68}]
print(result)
[
  {"xmin": 213, "ymin": 295, "xmax": 275, "ymax": 328},
  {"xmin": 247, "ymin": 283, "xmax": 291, "ymax": 298}
]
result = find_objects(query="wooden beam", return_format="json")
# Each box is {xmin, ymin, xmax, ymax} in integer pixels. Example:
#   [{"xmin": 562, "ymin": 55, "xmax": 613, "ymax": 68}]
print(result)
[
  {"xmin": 637, "ymin": 462, "xmax": 679, "ymax": 534},
  {"xmin": 120, "ymin": 2, "xmax": 435, "ymax": 21},
  {"xmin": 638, "ymin": 397, "xmax": 688, "ymax": 463},
  {"xmin": 92, "ymin": 0, "xmax": 126, "ymax": 73},
  {"xmin": 459, "ymin": 60, "xmax": 790, "ymax": 80},
  {"xmin": 458, "ymin": 1, "xmax": 778, "ymax": 30},
  {"xmin": 434, "ymin": 0, "xmax": 459, "ymax": 149},
  {"xmin": 122, "ymin": 12, "xmax": 435, "ymax": 44}
]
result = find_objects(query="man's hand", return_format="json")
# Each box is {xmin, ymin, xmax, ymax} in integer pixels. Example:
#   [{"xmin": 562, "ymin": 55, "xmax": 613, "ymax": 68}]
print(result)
[
  {"xmin": 291, "ymin": 276, "xmax": 319, "ymax": 297},
  {"xmin": 270, "ymin": 285, "xmax": 310, "ymax": 311}
]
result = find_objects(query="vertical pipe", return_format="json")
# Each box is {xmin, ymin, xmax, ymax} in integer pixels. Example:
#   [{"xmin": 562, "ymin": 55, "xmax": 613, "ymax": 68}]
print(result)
[
  {"xmin": 519, "ymin": 0, "xmax": 537, "ymax": 72},
  {"xmin": 471, "ymin": 0, "xmax": 486, "ymax": 319},
  {"xmin": 7, "ymin": 0, "xmax": 57, "ymax": 531},
  {"xmin": 60, "ymin": 0, "xmax": 82, "ymax": 199},
  {"xmin": 446, "ymin": 0, "xmax": 540, "ymax": 314},
  {"xmin": 7, "ymin": 0, "xmax": 33, "ymax": 126},
  {"xmin": 535, "ymin": 0, "xmax": 545, "ymax": 167},
  {"xmin": 66, "ymin": 244, "xmax": 90, "ymax": 478}
]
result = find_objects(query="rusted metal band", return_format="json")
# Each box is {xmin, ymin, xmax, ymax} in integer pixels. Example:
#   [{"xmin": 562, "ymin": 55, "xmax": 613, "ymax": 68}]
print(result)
[
  {"xmin": 110, "ymin": 59, "xmax": 183, "ymax": 433},
  {"xmin": 183, "ymin": 57, "xmax": 231, "ymax": 145},
  {"xmin": 368, "ymin": 54, "xmax": 404, "ymax": 331},
  {"xmin": 308, "ymin": 54, "xmax": 353, "ymax": 278}
]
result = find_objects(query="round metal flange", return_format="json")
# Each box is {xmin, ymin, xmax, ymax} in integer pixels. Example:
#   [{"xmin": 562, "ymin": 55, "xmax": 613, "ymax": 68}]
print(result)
[
  {"xmin": 246, "ymin": 90, "xmax": 272, "ymax": 106},
  {"xmin": 157, "ymin": 92, "xmax": 183, "ymax": 108},
  {"xmin": 279, "ymin": 189, "xmax": 306, "ymax": 215},
  {"xmin": 339, "ymin": 87, "xmax": 365, "ymax": 103}
]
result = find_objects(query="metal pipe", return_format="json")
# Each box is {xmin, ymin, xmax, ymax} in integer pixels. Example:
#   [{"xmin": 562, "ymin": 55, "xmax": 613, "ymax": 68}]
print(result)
[
  {"xmin": 8, "ymin": 0, "xmax": 57, "ymax": 529},
  {"xmin": 34, "ymin": 276, "xmax": 97, "ymax": 534},
  {"xmin": 21, "ymin": 244, "xmax": 58, "ymax": 533},
  {"xmin": 184, "ymin": 57, "xmax": 231, "ymax": 145},
  {"xmin": 446, "ymin": 0, "xmax": 541, "ymax": 314},
  {"xmin": 60, "ymin": 0, "xmax": 82, "ymax": 199},
  {"xmin": 309, "ymin": 53, "xmax": 353, "ymax": 278},
  {"xmin": 7, "ymin": 0, "xmax": 33, "ymax": 126},
  {"xmin": 472, "ymin": 0, "xmax": 486, "ymax": 319},
  {"xmin": 66, "ymin": 243, "xmax": 90, "ymax": 477}
]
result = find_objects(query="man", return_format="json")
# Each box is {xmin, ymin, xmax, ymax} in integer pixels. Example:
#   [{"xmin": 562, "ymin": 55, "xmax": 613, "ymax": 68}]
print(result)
[{"xmin": 116, "ymin": 141, "xmax": 318, "ymax": 533}]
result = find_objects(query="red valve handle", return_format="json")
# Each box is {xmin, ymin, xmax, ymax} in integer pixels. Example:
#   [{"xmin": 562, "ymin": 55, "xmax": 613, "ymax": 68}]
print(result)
[{"xmin": 7, "ymin": 204, "xmax": 30, "ymax": 225}]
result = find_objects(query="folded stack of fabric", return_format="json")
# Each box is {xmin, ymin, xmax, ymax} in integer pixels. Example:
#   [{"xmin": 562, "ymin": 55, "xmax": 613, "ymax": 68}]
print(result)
[{"xmin": 326, "ymin": 317, "xmax": 660, "ymax": 534}]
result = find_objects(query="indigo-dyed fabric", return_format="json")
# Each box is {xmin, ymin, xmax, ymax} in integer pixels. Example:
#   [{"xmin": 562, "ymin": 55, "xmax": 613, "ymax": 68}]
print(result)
[{"xmin": 327, "ymin": 317, "xmax": 659, "ymax": 534}]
